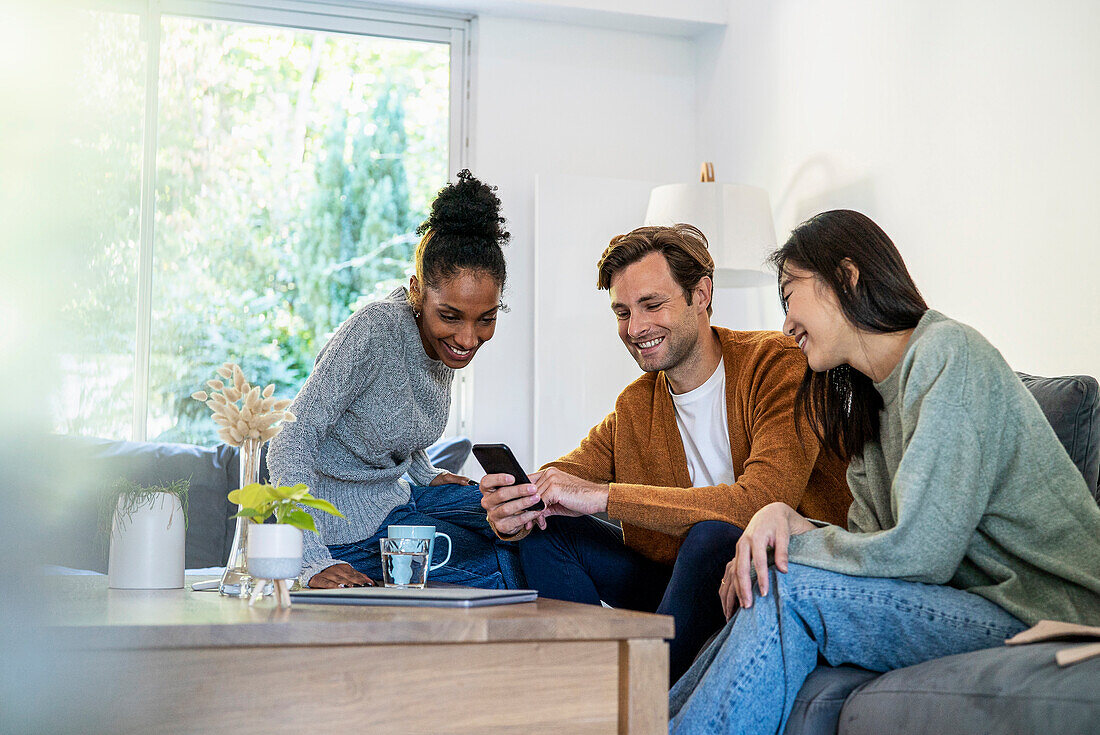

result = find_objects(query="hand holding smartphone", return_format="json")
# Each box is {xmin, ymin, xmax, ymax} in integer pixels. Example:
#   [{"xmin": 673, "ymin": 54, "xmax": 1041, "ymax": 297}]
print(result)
[{"xmin": 472, "ymin": 443, "xmax": 546, "ymax": 511}]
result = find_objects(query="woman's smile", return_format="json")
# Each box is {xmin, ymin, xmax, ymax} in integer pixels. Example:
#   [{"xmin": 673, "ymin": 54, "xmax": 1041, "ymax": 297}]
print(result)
[{"xmin": 413, "ymin": 269, "xmax": 501, "ymax": 369}]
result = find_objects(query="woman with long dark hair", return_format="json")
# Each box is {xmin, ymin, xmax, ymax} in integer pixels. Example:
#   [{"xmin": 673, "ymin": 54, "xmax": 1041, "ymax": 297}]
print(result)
[
  {"xmin": 668, "ymin": 210, "xmax": 1100, "ymax": 734},
  {"xmin": 268, "ymin": 170, "xmax": 523, "ymax": 590}
]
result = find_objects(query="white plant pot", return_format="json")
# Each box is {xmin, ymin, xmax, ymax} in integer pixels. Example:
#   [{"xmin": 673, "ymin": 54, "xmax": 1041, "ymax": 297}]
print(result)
[
  {"xmin": 108, "ymin": 492, "xmax": 186, "ymax": 590},
  {"xmin": 247, "ymin": 525, "xmax": 303, "ymax": 581}
]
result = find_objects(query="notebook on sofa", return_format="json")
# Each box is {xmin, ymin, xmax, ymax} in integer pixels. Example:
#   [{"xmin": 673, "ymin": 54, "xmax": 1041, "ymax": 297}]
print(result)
[
  {"xmin": 290, "ymin": 586, "xmax": 537, "ymax": 608},
  {"xmin": 1006, "ymin": 620, "xmax": 1100, "ymax": 666}
]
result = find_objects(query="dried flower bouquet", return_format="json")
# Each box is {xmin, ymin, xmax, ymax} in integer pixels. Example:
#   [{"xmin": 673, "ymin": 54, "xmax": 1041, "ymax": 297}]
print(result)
[{"xmin": 191, "ymin": 362, "xmax": 297, "ymax": 446}]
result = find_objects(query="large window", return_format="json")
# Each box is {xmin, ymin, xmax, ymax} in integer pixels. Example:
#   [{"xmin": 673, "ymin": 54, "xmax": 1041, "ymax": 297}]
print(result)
[{"xmin": 53, "ymin": 1, "xmax": 470, "ymax": 445}]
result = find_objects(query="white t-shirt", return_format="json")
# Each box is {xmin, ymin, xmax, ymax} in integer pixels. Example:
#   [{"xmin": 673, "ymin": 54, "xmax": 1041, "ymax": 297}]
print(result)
[{"xmin": 669, "ymin": 358, "xmax": 736, "ymax": 487}]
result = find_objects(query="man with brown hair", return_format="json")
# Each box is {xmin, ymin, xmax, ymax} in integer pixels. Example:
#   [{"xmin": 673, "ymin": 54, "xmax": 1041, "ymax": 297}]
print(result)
[{"xmin": 480, "ymin": 224, "xmax": 851, "ymax": 682}]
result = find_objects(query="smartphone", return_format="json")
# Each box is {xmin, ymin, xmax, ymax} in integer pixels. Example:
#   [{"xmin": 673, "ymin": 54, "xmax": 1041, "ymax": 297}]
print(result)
[{"xmin": 471, "ymin": 443, "xmax": 545, "ymax": 511}]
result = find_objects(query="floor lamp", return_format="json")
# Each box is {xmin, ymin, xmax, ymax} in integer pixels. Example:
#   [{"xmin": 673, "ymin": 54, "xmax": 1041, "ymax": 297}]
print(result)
[{"xmin": 643, "ymin": 164, "xmax": 780, "ymax": 328}]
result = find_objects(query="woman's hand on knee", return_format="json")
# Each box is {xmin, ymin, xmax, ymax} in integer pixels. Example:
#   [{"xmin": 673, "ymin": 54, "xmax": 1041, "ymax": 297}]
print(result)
[
  {"xmin": 720, "ymin": 503, "xmax": 812, "ymax": 619},
  {"xmin": 430, "ymin": 472, "xmax": 475, "ymax": 487},
  {"xmin": 308, "ymin": 563, "xmax": 375, "ymax": 589}
]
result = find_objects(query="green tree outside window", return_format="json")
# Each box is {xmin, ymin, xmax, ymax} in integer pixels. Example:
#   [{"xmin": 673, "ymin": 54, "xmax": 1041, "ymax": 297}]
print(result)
[{"xmin": 57, "ymin": 13, "xmax": 450, "ymax": 445}]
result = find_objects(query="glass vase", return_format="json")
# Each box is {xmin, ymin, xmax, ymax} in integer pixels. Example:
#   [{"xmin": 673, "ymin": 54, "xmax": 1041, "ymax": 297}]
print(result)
[{"xmin": 219, "ymin": 437, "xmax": 263, "ymax": 597}]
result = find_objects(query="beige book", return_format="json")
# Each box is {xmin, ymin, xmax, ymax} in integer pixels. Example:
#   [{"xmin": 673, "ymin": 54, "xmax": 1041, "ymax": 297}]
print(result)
[{"xmin": 1005, "ymin": 619, "xmax": 1100, "ymax": 667}]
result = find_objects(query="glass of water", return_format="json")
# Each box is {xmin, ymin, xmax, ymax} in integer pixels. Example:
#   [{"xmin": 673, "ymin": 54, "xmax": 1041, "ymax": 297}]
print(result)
[{"xmin": 379, "ymin": 537, "xmax": 431, "ymax": 588}]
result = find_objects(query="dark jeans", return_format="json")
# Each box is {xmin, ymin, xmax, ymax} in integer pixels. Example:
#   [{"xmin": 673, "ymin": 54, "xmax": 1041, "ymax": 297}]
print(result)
[
  {"xmin": 328, "ymin": 482, "xmax": 525, "ymax": 590},
  {"xmin": 520, "ymin": 516, "xmax": 743, "ymax": 683}
]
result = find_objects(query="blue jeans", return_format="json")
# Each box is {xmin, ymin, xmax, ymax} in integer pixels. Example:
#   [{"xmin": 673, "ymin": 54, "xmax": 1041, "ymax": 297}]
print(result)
[
  {"xmin": 327, "ymin": 482, "xmax": 525, "ymax": 590},
  {"xmin": 668, "ymin": 563, "xmax": 1027, "ymax": 735},
  {"xmin": 520, "ymin": 516, "xmax": 743, "ymax": 683}
]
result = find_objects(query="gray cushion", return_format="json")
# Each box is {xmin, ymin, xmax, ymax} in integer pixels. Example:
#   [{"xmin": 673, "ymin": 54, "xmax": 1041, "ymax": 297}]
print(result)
[
  {"xmin": 1018, "ymin": 372, "xmax": 1100, "ymax": 499},
  {"xmin": 838, "ymin": 643, "xmax": 1100, "ymax": 735},
  {"xmin": 51, "ymin": 436, "xmax": 238, "ymax": 571},
  {"xmin": 54, "ymin": 435, "xmax": 473, "ymax": 573},
  {"xmin": 420, "ymin": 436, "xmax": 472, "ymax": 475},
  {"xmin": 783, "ymin": 665, "xmax": 878, "ymax": 735}
]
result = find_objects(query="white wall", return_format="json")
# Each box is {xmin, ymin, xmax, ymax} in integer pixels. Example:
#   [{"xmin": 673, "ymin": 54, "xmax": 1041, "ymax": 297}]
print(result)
[
  {"xmin": 463, "ymin": 0, "xmax": 1100, "ymax": 468},
  {"xmin": 532, "ymin": 174, "xmax": 653, "ymax": 463},
  {"xmin": 467, "ymin": 16, "xmax": 698, "ymax": 467},
  {"xmin": 696, "ymin": 0, "xmax": 1100, "ymax": 380}
]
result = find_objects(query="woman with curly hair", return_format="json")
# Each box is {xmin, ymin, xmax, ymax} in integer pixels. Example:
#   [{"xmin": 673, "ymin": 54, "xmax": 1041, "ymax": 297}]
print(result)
[{"xmin": 268, "ymin": 171, "xmax": 523, "ymax": 590}]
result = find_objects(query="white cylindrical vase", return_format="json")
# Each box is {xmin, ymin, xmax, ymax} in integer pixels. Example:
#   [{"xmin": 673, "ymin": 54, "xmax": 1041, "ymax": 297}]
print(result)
[
  {"xmin": 108, "ymin": 493, "xmax": 186, "ymax": 589},
  {"xmin": 247, "ymin": 525, "xmax": 303, "ymax": 581}
]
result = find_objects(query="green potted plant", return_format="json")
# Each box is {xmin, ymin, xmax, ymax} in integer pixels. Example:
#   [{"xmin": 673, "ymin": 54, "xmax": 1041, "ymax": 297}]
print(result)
[
  {"xmin": 194, "ymin": 362, "xmax": 297, "ymax": 598},
  {"xmin": 101, "ymin": 478, "xmax": 190, "ymax": 590},
  {"xmin": 228, "ymin": 482, "xmax": 343, "ymax": 606}
]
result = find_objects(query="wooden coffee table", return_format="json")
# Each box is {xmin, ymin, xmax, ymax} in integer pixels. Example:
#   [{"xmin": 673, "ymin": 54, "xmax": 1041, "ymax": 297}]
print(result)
[{"xmin": 47, "ymin": 576, "xmax": 674, "ymax": 734}]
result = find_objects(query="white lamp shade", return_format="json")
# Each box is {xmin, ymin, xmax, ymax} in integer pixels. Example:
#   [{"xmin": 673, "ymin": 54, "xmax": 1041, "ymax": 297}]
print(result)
[{"xmin": 644, "ymin": 183, "xmax": 777, "ymax": 288}]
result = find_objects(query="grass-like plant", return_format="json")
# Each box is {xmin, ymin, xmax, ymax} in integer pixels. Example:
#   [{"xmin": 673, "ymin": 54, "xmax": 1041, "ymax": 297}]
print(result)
[
  {"xmin": 228, "ymin": 482, "xmax": 343, "ymax": 533},
  {"xmin": 100, "ymin": 477, "xmax": 190, "ymax": 538}
]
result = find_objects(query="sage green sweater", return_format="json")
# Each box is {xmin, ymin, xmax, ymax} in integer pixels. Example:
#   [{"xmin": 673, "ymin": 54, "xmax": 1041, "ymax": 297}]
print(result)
[{"xmin": 788, "ymin": 310, "xmax": 1100, "ymax": 626}]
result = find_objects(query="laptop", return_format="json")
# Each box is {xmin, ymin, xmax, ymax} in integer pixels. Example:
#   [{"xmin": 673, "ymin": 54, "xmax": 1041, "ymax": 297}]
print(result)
[{"xmin": 289, "ymin": 586, "xmax": 538, "ymax": 608}]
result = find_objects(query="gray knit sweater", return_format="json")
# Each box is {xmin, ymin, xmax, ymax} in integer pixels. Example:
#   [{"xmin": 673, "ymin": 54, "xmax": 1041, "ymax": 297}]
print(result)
[
  {"xmin": 266, "ymin": 288, "xmax": 453, "ymax": 584},
  {"xmin": 788, "ymin": 310, "xmax": 1100, "ymax": 626}
]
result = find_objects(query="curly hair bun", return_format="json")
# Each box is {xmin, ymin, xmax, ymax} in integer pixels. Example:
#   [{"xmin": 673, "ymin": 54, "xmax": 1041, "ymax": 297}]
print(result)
[{"xmin": 417, "ymin": 169, "xmax": 510, "ymax": 243}]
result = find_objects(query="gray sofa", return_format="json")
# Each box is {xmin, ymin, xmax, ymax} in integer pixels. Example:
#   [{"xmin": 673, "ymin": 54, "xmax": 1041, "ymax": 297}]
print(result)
[
  {"xmin": 50, "ymin": 436, "xmax": 472, "ymax": 573},
  {"xmin": 50, "ymin": 375, "xmax": 1099, "ymax": 733},
  {"xmin": 784, "ymin": 373, "xmax": 1100, "ymax": 735}
]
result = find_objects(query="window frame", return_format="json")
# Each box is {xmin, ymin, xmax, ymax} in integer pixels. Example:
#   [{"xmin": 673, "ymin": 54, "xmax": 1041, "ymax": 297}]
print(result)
[{"xmin": 87, "ymin": 0, "xmax": 474, "ymax": 441}]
